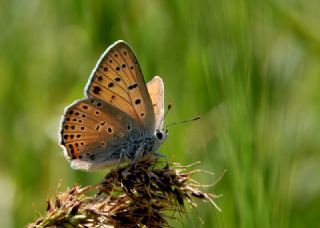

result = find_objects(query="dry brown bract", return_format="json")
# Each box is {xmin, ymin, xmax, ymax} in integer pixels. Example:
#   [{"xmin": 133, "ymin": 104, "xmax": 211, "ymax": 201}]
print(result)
[{"xmin": 29, "ymin": 158, "xmax": 222, "ymax": 228}]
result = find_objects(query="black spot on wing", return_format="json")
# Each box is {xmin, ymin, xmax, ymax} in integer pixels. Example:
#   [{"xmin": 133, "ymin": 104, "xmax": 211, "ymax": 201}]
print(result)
[
  {"xmin": 135, "ymin": 99, "xmax": 141, "ymax": 105},
  {"xmin": 93, "ymin": 86, "xmax": 101, "ymax": 95},
  {"xmin": 128, "ymin": 83, "xmax": 138, "ymax": 90}
]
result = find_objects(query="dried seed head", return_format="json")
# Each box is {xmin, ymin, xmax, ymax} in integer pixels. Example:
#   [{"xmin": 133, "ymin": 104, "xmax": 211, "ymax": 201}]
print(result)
[{"xmin": 28, "ymin": 158, "xmax": 222, "ymax": 227}]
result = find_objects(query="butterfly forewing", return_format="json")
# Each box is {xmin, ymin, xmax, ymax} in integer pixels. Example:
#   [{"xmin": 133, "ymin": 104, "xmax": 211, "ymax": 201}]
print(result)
[
  {"xmin": 85, "ymin": 41, "xmax": 155, "ymax": 134},
  {"xmin": 147, "ymin": 76, "xmax": 164, "ymax": 130}
]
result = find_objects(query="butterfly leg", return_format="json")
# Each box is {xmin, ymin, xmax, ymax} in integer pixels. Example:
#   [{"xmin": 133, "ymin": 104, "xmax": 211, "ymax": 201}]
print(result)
[
  {"xmin": 117, "ymin": 149, "xmax": 126, "ymax": 168},
  {"xmin": 132, "ymin": 146, "xmax": 144, "ymax": 164}
]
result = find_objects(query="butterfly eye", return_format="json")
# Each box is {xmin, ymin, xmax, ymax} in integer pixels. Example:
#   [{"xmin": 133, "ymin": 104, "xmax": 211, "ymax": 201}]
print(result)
[{"xmin": 156, "ymin": 132, "xmax": 163, "ymax": 140}]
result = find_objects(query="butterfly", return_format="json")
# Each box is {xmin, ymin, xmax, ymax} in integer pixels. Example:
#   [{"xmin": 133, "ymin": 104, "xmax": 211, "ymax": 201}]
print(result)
[{"xmin": 59, "ymin": 40, "xmax": 167, "ymax": 171}]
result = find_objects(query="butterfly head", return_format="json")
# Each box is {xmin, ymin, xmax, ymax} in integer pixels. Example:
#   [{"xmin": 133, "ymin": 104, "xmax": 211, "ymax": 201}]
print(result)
[
  {"xmin": 151, "ymin": 129, "xmax": 168, "ymax": 152},
  {"xmin": 156, "ymin": 128, "xmax": 167, "ymax": 142}
]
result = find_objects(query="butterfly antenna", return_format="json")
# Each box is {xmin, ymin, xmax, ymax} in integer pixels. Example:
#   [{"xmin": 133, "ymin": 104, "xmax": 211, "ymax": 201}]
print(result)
[
  {"xmin": 165, "ymin": 116, "xmax": 200, "ymax": 128},
  {"xmin": 160, "ymin": 104, "xmax": 172, "ymax": 127}
]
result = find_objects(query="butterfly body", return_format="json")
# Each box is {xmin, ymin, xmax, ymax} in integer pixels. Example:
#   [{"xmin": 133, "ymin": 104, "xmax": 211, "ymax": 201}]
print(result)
[{"xmin": 59, "ymin": 41, "xmax": 166, "ymax": 170}]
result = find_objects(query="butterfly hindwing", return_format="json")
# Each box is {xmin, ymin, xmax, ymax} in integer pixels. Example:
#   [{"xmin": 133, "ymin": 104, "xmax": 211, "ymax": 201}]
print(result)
[
  {"xmin": 60, "ymin": 98, "xmax": 141, "ymax": 170},
  {"xmin": 85, "ymin": 41, "xmax": 155, "ymax": 135}
]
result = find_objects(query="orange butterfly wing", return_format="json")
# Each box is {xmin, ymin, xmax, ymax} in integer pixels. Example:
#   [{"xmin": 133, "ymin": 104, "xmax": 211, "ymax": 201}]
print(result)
[
  {"xmin": 147, "ymin": 76, "xmax": 164, "ymax": 130},
  {"xmin": 60, "ymin": 98, "xmax": 141, "ymax": 170},
  {"xmin": 85, "ymin": 41, "xmax": 155, "ymax": 134},
  {"xmin": 59, "ymin": 41, "xmax": 160, "ymax": 170}
]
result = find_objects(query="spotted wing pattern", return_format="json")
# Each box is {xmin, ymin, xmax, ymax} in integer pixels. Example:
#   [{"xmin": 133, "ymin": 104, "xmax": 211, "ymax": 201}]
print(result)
[
  {"xmin": 85, "ymin": 41, "xmax": 155, "ymax": 134},
  {"xmin": 59, "ymin": 98, "xmax": 141, "ymax": 170}
]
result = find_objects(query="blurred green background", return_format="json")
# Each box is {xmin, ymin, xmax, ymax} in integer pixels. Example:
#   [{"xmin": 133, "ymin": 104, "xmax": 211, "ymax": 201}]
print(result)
[{"xmin": 1, "ymin": 0, "xmax": 320, "ymax": 227}]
